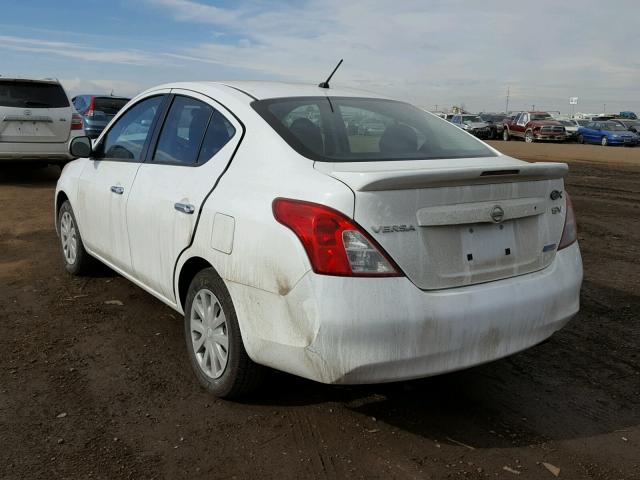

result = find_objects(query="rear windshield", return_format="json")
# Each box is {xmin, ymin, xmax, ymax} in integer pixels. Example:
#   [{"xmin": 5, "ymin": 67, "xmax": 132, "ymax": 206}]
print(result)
[
  {"xmin": 0, "ymin": 81, "xmax": 69, "ymax": 108},
  {"xmin": 93, "ymin": 97, "xmax": 130, "ymax": 115},
  {"xmin": 252, "ymin": 97, "xmax": 496, "ymax": 162}
]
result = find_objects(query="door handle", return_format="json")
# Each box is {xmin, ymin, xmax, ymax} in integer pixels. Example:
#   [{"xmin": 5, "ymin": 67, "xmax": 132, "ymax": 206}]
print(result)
[
  {"xmin": 174, "ymin": 202, "xmax": 195, "ymax": 214},
  {"xmin": 110, "ymin": 185, "xmax": 124, "ymax": 195}
]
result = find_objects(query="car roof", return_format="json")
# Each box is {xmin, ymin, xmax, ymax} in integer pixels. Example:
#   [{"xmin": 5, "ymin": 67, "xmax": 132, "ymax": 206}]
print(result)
[
  {"xmin": 205, "ymin": 81, "xmax": 389, "ymax": 101},
  {"xmin": 0, "ymin": 76, "xmax": 61, "ymax": 84}
]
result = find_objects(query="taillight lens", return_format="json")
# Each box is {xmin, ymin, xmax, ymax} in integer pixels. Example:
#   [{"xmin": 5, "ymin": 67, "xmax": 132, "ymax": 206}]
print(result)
[
  {"xmin": 558, "ymin": 193, "xmax": 577, "ymax": 250},
  {"xmin": 71, "ymin": 113, "xmax": 84, "ymax": 131},
  {"xmin": 272, "ymin": 198, "xmax": 402, "ymax": 277}
]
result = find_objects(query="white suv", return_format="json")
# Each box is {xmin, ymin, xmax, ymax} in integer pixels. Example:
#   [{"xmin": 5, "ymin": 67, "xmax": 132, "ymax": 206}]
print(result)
[
  {"xmin": 55, "ymin": 81, "xmax": 583, "ymax": 398},
  {"xmin": 0, "ymin": 77, "xmax": 83, "ymax": 164}
]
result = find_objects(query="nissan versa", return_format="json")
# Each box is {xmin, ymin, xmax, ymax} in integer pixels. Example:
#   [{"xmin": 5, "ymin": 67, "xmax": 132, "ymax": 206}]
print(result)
[{"xmin": 55, "ymin": 81, "xmax": 583, "ymax": 398}]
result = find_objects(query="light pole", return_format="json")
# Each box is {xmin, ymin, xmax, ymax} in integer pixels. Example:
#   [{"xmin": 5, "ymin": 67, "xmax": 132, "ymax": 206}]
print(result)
[{"xmin": 505, "ymin": 86, "xmax": 510, "ymax": 113}]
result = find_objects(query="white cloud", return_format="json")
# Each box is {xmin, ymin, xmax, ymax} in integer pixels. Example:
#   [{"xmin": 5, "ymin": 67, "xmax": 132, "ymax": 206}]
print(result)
[
  {"xmin": 146, "ymin": 0, "xmax": 640, "ymax": 112},
  {"xmin": 0, "ymin": 35, "xmax": 162, "ymax": 66},
  {"xmin": 4, "ymin": 1, "xmax": 640, "ymax": 113}
]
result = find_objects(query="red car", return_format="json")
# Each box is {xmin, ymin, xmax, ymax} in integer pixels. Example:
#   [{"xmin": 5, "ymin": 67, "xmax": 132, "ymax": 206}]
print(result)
[{"xmin": 503, "ymin": 111, "xmax": 566, "ymax": 143}]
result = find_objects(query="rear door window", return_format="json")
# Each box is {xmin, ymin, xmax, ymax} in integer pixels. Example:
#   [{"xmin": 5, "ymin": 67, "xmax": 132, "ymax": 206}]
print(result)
[
  {"xmin": 153, "ymin": 96, "xmax": 213, "ymax": 165},
  {"xmin": 197, "ymin": 111, "xmax": 236, "ymax": 164},
  {"xmin": 0, "ymin": 81, "xmax": 69, "ymax": 108}
]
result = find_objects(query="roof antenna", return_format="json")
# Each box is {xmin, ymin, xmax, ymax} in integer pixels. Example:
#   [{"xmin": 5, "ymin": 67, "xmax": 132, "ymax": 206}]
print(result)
[{"xmin": 318, "ymin": 59, "xmax": 343, "ymax": 89}]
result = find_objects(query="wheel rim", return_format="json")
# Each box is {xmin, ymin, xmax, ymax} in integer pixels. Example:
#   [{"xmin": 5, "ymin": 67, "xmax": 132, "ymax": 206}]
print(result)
[
  {"xmin": 525, "ymin": 132, "xmax": 533, "ymax": 143},
  {"xmin": 503, "ymin": 130, "xmax": 508, "ymax": 140},
  {"xmin": 190, "ymin": 289, "xmax": 229, "ymax": 379},
  {"xmin": 602, "ymin": 137, "xmax": 607, "ymax": 146},
  {"xmin": 60, "ymin": 211, "xmax": 78, "ymax": 265}
]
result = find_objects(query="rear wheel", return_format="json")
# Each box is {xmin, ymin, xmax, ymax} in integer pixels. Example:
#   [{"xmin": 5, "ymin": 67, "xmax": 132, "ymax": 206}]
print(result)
[
  {"xmin": 184, "ymin": 268, "xmax": 264, "ymax": 399},
  {"xmin": 578, "ymin": 134, "xmax": 585, "ymax": 144},
  {"xmin": 503, "ymin": 129, "xmax": 510, "ymax": 141},
  {"xmin": 601, "ymin": 136, "xmax": 608, "ymax": 146},
  {"xmin": 525, "ymin": 130, "xmax": 535, "ymax": 143},
  {"xmin": 57, "ymin": 200, "xmax": 95, "ymax": 275}
]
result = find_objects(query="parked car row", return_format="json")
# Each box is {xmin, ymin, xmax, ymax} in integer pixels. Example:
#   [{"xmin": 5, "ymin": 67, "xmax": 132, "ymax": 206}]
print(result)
[
  {"xmin": 0, "ymin": 76, "xmax": 130, "ymax": 164},
  {"xmin": 434, "ymin": 108, "xmax": 639, "ymax": 147}
]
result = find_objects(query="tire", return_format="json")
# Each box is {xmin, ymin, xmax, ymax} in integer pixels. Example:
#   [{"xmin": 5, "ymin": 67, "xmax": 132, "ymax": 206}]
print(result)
[
  {"xmin": 578, "ymin": 134, "xmax": 585, "ymax": 144},
  {"xmin": 184, "ymin": 268, "xmax": 264, "ymax": 399},
  {"xmin": 503, "ymin": 129, "xmax": 510, "ymax": 141},
  {"xmin": 57, "ymin": 200, "xmax": 95, "ymax": 275},
  {"xmin": 525, "ymin": 130, "xmax": 535, "ymax": 143},
  {"xmin": 601, "ymin": 136, "xmax": 608, "ymax": 147}
]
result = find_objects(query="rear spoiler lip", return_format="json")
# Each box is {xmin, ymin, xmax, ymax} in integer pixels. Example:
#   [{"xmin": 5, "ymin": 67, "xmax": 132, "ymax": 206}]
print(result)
[{"xmin": 315, "ymin": 161, "xmax": 568, "ymax": 191}]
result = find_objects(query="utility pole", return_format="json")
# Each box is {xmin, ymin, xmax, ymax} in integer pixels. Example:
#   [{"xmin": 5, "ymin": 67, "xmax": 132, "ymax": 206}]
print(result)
[
  {"xmin": 505, "ymin": 86, "xmax": 510, "ymax": 113},
  {"xmin": 532, "ymin": 104, "xmax": 536, "ymax": 111},
  {"xmin": 603, "ymin": 103, "xmax": 606, "ymax": 113}
]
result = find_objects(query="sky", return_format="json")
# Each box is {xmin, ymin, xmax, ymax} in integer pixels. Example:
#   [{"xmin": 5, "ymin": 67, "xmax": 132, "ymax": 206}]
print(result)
[{"xmin": 1, "ymin": 0, "xmax": 638, "ymax": 114}]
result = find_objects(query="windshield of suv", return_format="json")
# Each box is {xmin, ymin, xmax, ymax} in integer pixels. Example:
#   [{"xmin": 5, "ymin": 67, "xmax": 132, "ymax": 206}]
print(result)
[
  {"xmin": 0, "ymin": 80, "xmax": 69, "ymax": 108},
  {"xmin": 462, "ymin": 116, "xmax": 482, "ymax": 123},
  {"xmin": 93, "ymin": 97, "xmax": 130, "ymax": 116},
  {"xmin": 253, "ymin": 97, "xmax": 496, "ymax": 162},
  {"xmin": 559, "ymin": 120, "xmax": 575, "ymax": 126},
  {"xmin": 530, "ymin": 113, "xmax": 552, "ymax": 120}
]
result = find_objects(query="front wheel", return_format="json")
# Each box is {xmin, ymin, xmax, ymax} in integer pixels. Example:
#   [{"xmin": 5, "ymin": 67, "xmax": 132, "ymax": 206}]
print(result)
[
  {"xmin": 184, "ymin": 268, "xmax": 264, "ymax": 399},
  {"xmin": 578, "ymin": 134, "xmax": 585, "ymax": 144},
  {"xmin": 525, "ymin": 130, "xmax": 535, "ymax": 143},
  {"xmin": 57, "ymin": 200, "xmax": 95, "ymax": 275},
  {"xmin": 503, "ymin": 129, "xmax": 510, "ymax": 141},
  {"xmin": 601, "ymin": 136, "xmax": 608, "ymax": 146}
]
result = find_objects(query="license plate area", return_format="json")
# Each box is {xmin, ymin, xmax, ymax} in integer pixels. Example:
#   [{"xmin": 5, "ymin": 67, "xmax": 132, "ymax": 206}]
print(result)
[{"xmin": 461, "ymin": 221, "xmax": 516, "ymax": 266}]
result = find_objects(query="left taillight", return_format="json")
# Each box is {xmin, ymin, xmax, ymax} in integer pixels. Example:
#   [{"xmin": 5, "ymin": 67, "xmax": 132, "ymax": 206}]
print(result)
[
  {"xmin": 272, "ymin": 198, "xmax": 403, "ymax": 277},
  {"xmin": 71, "ymin": 113, "xmax": 83, "ymax": 131},
  {"xmin": 558, "ymin": 193, "xmax": 577, "ymax": 250}
]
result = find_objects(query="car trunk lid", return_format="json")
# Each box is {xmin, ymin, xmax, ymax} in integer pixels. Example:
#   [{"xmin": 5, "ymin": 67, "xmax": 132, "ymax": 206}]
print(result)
[{"xmin": 315, "ymin": 157, "xmax": 568, "ymax": 290}]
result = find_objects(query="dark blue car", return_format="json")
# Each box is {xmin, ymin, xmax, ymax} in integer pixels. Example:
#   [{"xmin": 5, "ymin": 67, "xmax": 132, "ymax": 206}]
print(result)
[
  {"xmin": 577, "ymin": 121, "xmax": 639, "ymax": 146},
  {"xmin": 72, "ymin": 95, "xmax": 130, "ymax": 138}
]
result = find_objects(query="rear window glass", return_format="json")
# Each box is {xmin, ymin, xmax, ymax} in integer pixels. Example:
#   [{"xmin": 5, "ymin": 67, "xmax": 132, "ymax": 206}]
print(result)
[
  {"xmin": 93, "ymin": 97, "xmax": 130, "ymax": 115},
  {"xmin": 0, "ymin": 81, "xmax": 69, "ymax": 108},
  {"xmin": 252, "ymin": 97, "xmax": 495, "ymax": 162}
]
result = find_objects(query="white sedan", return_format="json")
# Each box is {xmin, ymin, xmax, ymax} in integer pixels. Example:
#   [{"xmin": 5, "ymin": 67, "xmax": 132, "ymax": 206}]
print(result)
[{"xmin": 55, "ymin": 81, "xmax": 583, "ymax": 398}]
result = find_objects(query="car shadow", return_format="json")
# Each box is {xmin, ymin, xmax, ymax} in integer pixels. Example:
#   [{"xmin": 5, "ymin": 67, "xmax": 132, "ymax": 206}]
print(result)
[{"xmin": 0, "ymin": 162, "xmax": 61, "ymax": 185}]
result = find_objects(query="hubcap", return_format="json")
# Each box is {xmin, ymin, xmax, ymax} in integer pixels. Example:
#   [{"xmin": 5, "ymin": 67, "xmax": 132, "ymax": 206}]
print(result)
[
  {"xmin": 190, "ymin": 289, "xmax": 229, "ymax": 379},
  {"xmin": 525, "ymin": 132, "xmax": 533, "ymax": 143},
  {"xmin": 60, "ymin": 211, "xmax": 78, "ymax": 265}
]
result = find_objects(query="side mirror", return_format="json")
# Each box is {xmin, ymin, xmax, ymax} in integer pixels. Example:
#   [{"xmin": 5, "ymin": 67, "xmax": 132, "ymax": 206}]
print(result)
[{"xmin": 70, "ymin": 136, "xmax": 93, "ymax": 158}]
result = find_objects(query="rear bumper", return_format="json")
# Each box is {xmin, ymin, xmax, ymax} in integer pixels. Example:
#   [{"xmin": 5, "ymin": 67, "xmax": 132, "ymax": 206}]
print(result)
[
  {"xmin": 0, "ymin": 136, "xmax": 80, "ymax": 162},
  {"xmin": 230, "ymin": 243, "xmax": 583, "ymax": 384}
]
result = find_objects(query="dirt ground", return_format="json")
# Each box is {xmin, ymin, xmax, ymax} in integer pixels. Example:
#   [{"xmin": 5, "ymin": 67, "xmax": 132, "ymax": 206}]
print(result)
[{"xmin": 1, "ymin": 142, "xmax": 639, "ymax": 480}]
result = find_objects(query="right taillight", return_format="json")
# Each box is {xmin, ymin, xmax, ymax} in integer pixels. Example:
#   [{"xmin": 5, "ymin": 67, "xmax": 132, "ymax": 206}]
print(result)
[
  {"xmin": 71, "ymin": 113, "xmax": 84, "ymax": 131},
  {"xmin": 558, "ymin": 193, "xmax": 577, "ymax": 250},
  {"xmin": 272, "ymin": 198, "xmax": 402, "ymax": 277}
]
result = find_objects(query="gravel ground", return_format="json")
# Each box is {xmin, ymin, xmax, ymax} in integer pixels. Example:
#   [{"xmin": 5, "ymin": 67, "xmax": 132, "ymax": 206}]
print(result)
[{"xmin": 1, "ymin": 142, "xmax": 639, "ymax": 479}]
